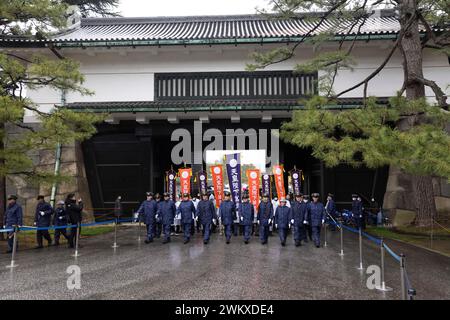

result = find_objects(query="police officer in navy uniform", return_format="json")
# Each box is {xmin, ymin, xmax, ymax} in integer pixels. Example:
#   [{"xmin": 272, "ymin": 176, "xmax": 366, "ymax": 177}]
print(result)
[
  {"xmin": 219, "ymin": 191, "xmax": 236, "ymax": 244},
  {"xmin": 352, "ymin": 194, "xmax": 365, "ymax": 229},
  {"xmin": 137, "ymin": 192, "xmax": 158, "ymax": 244},
  {"xmin": 303, "ymin": 194, "xmax": 312, "ymax": 242},
  {"xmin": 3, "ymin": 195, "xmax": 23, "ymax": 253},
  {"xmin": 195, "ymin": 192, "xmax": 217, "ymax": 244},
  {"xmin": 257, "ymin": 193, "xmax": 273, "ymax": 245},
  {"xmin": 274, "ymin": 198, "xmax": 292, "ymax": 246},
  {"xmin": 307, "ymin": 193, "xmax": 326, "ymax": 248},
  {"xmin": 290, "ymin": 193, "xmax": 308, "ymax": 247},
  {"xmin": 53, "ymin": 200, "xmax": 70, "ymax": 246},
  {"xmin": 34, "ymin": 195, "xmax": 53, "ymax": 249},
  {"xmin": 158, "ymin": 192, "xmax": 176, "ymax": 244},
  {"xmin": 177, "ymin": 193, "xmax": 196, "ymax": 244},
  {"xmin": 239, "ymin": 193, "xmax": 254, "ymax": 244},
  {"xmin": 325, "ymin": 193, "xmax": 337, "ymax": 231},
  {"xmin": 154, "ymin": 193, "xmax": 163, "ymax": 238},
  {"xmin": 66, "ymin": 193, "xmax": 83, "ymax": 249}
]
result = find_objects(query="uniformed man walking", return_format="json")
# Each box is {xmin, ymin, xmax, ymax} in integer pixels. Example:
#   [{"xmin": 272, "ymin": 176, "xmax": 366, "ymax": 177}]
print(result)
[
  {"xmin": 177, "ymin": 193, "xmax": 196, "ymax": 244},
  {"xmin": 34, "ymin": 195, "xmax": 53, "ymax": 249},
  {"xmin": 158, "ymin": 192, "xmax": 176, "ymax": 244},
  {"xmin": 154, "ymin": 193, "xmax": 163, "ymax": 238},
  {"xmin": 307, "ymin": 193, "xmax": 326, "ymax": 248},
  {"xmin": 3, "ymin": 195, "xmax": 23, "ymax": 253},
  {"xmin": 137, "ymin": 192, "xmax": 158, "ymax": 244},
  {"xmin": 325, "ymin": 193, "xmax": 337, "ymax": 231},
  {"xmin": 239, "ymin": 193, "xmax": 254, "ymax": 244},
  {"xmin": 303, "ymin": 194, "xmax": 312, "ymax": 242},
  {"xmin": 257, "ymin": 193, "xmax": 273, "ymax": 245},
  {"xmin": 274, "ymin": 198, "xmax": 292, "ymax": 246},
  {"xmin": 219, "ymin": 191, "xmax": 236, "ymax": 244},
  {"xmin": 65, "ymin": 193, "xmax": 83, "ymax": 249},
  {"xmin": 290, "ymin": 193, "xmax": 308, "ymax": 247},
  {"xmin": 53, "ymin": 200, "xmax": 70, "ymax": 246},
  {"xmin": 195, "ymin": 193, "xmax": 217, "ymax": 244},
  {"xmin": 352, "ymin": 194, "xmax": 365, "ymax": 229}
]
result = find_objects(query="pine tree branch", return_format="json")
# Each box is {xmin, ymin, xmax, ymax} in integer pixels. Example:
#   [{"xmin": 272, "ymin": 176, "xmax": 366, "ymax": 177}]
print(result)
[{"xmin": 411, "ymin": 75, "xmax": 448, "ymax": 110}]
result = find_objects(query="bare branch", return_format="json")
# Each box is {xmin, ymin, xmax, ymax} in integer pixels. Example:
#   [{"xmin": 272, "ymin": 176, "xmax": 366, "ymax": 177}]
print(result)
[{"xmin": 412, "ymin": 75, "xmax": 448, "ymax": 110}]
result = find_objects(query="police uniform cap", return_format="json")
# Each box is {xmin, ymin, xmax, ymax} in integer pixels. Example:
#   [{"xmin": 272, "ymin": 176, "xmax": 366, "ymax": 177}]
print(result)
[
  {"xmin": 312, "ymin": 193, "xmax": 320, "ymax": 197},
  {"xmin": 295, "ymin": 193, "xmax": 303, "ymax": 197},
  {"xmin": 352, "ymin": 193, "xmax": 358, "ymax": 198},
  {"xmin": 57, "ymin": 200, "xmax": 65, "ymax": 205},
  {"xmin": 262, "ymin": 193, "xmax": 269, "ymax": 198},
  {"xmin": 37, "ymin": 195, "xmax": 45, "ymax": 200},
  {"xmin": 280, "ymin": 198, "xmax": 287, "ymax": 202},
  {"xmin": 182, "ymin": 193, "xmax": 190, "ymax": 197},
  {"xmin": 328, "ymin": 193, "xmax": 334, "ymax": 198},
  {"xmin": 146, "ymin": 192, "xmax": 153, "ymax": 197},
  {"xmin": 7, "ymin": 195, "xmax": 18, "ymax": 200},
  {"xmin": 224, "ymin": 191, "xmax": 231, "ymax": 196},
  {"xmin": 163, "ymin": 192, "xmax": 170, "ymax": 197}
]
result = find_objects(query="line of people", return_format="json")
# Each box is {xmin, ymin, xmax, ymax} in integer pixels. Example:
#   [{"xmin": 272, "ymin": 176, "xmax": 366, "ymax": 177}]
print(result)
[{"xmin": 2, "ymin": 193, "xmax": 83, "ymax": 253}]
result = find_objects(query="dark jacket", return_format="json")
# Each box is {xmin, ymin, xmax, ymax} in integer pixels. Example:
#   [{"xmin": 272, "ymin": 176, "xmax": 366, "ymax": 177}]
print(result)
[
  {"xmin": 326, "ymin": 199, "xmax": 337, "ymax": 217},
  {"xmin": 196, "ymin": 200, "xmax": 216, "ymax": 225},
  {"xmin": 137, "ymin": 200, "xmax": 157, "ymax": 225},
  {"xmin": 274, "ymin": 205, "xmax": 292, "ymax": 228},
  {"xmin": 291, "ymin": 200, "xmax": 308, "ymax": 224},
  {"xmin": 239, "ymin": 202, "xmax": 254, "ymax": 226},
  {"xmin": 352, "ymin": 200, "xmax": 364, "ymax": 218},
  {"xmin": 66, "ymin": 200, "xmax": 83, "ymax": 224},
  {"xmin": 35, "ymin": 201, "xmax": 53, "ymax": 227},
  {"xmin": 219, "ymin": 200, "xmax": 236, "ymax": 226},
  {"xmin": 53, "ymin": 207, "xmax": 68, "ymax": 226},
  {"xmin": 257, "ymin": 201, "xmax": 273, "ymax": 226},
  {"xmin": 307, "ymin": 202, "xmax": 325, "ymax": 227},
  {"xmin": 4, "ymin": 202, "xmax": 23, "ymax": 227},
  {"xmin": 177, "ymin": 200, "xmax": 196, "ymax": 224},
  {"xmin": 158, "ymin": 200, "xmax": 176, "ymax": 225}
]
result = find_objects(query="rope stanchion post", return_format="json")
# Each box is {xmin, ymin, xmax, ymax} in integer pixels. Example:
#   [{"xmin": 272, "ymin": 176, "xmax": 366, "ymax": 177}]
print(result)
[
  {"xmin": 72, "ymin": 223, "xmax": 81, "ymax": 258},
  {"xmin": 357, "ymin": 227, "xmax": 363, "ymax": 270},
  {"xmin": 339, "ymin": 223, "xmax": 344, "ymax": 256},
  {"xmin": 138, "ymin": 221, "xmax": 142, "ymax": 242},
  {"xmin": 400, "ymin": 253, "xmax": 407, "ymax": 300},
  {"xmin": 376, "ymin": 238, "xmax": 393, "ymax": 292},
  {"xmin": 323, "ymin": 222, "xmax": 328, "ymax": 247},
  {"xmin": 112, "ymin": 217, "xmax": 119, "ymax": 249},
  {"xmin": 6, "ymin": 226, "xmax": 18, "ymax": 269}
]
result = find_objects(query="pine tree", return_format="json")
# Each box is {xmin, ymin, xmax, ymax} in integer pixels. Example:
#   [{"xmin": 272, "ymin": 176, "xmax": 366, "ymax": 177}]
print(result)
[{"xmin": 248, "ymin": 0, "xmax": 449, "ymax": 226}]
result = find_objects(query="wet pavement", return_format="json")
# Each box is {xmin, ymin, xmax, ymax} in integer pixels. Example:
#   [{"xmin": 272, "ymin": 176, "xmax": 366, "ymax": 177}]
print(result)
[{"xmin": 0, "ymin": 225, "xmax": 449, "ymax": 300}]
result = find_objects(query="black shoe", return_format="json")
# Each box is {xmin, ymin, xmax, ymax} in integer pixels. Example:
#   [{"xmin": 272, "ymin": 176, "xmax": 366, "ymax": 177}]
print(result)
[
  {"xmin": 184, "ymin": 239, "xmax": 190, "ymax": 244},
  {"xmin": 304, "ymin": 239, "xmax": 309, "ymax": 243},
  {"xmin": 244, "ymin": 240, "xmax": 249, "ymax": 244},
  {"xmin": 261, "ymin": 241, "xmax": 267, "ymax": 245},
  {"xmin": 5, "ymin": 250, "xmax": 12, "ymax": 254},
  {"xmin": 54, "ymin": 242, "xmax": 60, "ymax": 246},
  {"xmin": 144, "ymin": 240, "xmax": 151, "ymax": 244},
  {"xmin": 295, "ymin": 241, "xmax": 301, "ymax": 247},
  {"xmin": 281, "ymin": 242, "xmax": 286, "ymax": 247},
  {"xmin": 226, "ymin": 240, "xmax": 230, "ymax": 244},
  {"xmin": 203, "ymin": 240, "xmax": 208, "ymax": 244},
  {"xmin": 34, "ymin": 246, "xmax": 44, "ymax": 249},
  {"xmin": 162, "ymin": 240, "xmax": 169, "ymax": 244},
  {"xmin": 316, "ymin": 244, "xmax": 320, "ymax": 248}
]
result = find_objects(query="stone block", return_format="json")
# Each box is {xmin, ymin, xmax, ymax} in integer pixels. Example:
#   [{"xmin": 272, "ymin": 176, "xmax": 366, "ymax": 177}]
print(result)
[
  {"xmin": 392, "ymin": 209, "xmax": 416, "ymax": 227},
  {"xmin": 435, "ymin": 197, "xmax": 450, "ymax": 216}
]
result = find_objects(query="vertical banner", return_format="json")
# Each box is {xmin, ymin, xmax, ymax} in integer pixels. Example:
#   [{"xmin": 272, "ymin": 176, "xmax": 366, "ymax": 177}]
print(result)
[
  {"xmin": 261, "ymin": 173, "xmax": 272, "ymax": 199},
  {"xmin": 166, "ymin": 170, "xmax": 177, "ymax": 201},
  {"xmin": 273, "ymin": 164, "xmax": 286, "ymax": 200},
  {"xmin": 178, "ymin": 168, "xmax": 192, "ymax": 196},
  {"xmin": 290, "ymin": 169, "xmax": 302, "ymax": 195},
  {"xmin": 225, "ymin": 153, "xmax": 242, "ymax": 212},
  {"xmin": 197, "ymin": 170, "xmax": 208, "ymax": 195},
  {"xmin": 247, "ymin": 169, "xmax": 260, "ymax": 210},
  {"xmin": 210, "ymin": 165, "xmax": 224, "ymax": 208}
]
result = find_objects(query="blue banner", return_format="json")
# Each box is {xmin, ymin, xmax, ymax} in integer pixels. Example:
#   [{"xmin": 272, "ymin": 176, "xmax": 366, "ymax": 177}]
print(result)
[
  {"xmin": 225, "ymin": 153, "xmax": 242, "ymax": 217},
  {"xmin": 261, "ymin": 173, "xmax": 271, "ymax": 199}
]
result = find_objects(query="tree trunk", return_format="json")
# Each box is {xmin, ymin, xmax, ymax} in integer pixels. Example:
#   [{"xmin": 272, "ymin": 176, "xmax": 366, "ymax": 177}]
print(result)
[{"xmin": 398, "ymin": 0, "xmax": 438, "ymax": 226}]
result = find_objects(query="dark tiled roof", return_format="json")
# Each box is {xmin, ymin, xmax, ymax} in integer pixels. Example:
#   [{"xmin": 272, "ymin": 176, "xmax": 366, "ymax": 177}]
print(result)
[{"xmin": 64, "ymin": 98, "xmax": 390, "ymax": 112}]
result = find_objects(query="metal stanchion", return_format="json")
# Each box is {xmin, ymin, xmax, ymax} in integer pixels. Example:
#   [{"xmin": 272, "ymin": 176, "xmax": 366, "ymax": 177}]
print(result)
[
  {"xmin": 6, "ymin": 226, "xmax": 18, "ymax": 269},
  {"xmin": 323, "ymin": 223, "xmax": 328, "ymax": 247},
  {"xmin": 339, "ymin": 224, "xmax": 344, "ymax": 256},
  {"xmin": 376, "ymin": 238, "xmax": 393, "ymax": 292},
  {"xmin": 138, "ymin": 221, "xmax": 142, "ymax": 242},
  {"xmin": 112, "ymin": 218, "xmax": 119, "ymax": 248},
  {"xmin": 400, "ymin": 253, "xmax": 407, "ymax": 300},
  {"xmin": 72, "ymin": 223, "xmax": 81, "ymax": 257},
  {"xmin": 357, "ymin": 227, "xmax": 363, "ymax": 270}
]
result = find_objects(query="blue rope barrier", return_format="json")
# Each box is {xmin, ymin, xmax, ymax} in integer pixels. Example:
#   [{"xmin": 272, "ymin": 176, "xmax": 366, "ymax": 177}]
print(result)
[
  {"xmin": 0, "ymin": 228, "xmax": 14, "ymax": 233},
  {"xmin": 383, "ymin": 243, "xmax": 401, "ymax": 262},
  {"xmin": 361, "ymin": 231, "xmax": 382, "ymax": 246}
]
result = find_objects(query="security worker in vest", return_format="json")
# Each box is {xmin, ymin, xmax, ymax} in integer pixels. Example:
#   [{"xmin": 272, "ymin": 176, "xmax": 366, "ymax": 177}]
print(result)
[
  {"xmin": 307, "ymin": 193, "xmax": 326, "ymax": 248},
  {"xmin": 53, "ymin": 200, "xmax": 70, "ymax": 246},
  {"xmin": 3, "ymin": 195, "xmax": 23, "ymax": 253},
  {"xmin": 219, "ymin": 191, "xmax": 236, "ymax": 244},
  {"xmin": 137, "ymin": 192, "xmax": 158, "ymax": 244},
  {"xmin": 352, "ymin": 194, "xmax": 365, "ymax": 229},
  {"xmin": 158, "ymin": 192, "xmax": 176, "ymax": 244},
  {"xmin": 177, "ymin": 193, "xmax": 196, "ymax": 244},
  {"xmin": 291, "ymin": 193, "xmax": 308, "ymax": 247},
  {"xmin": 257, "ymin": 193, "xmax": 273, "ymax": 245},
  {"xmin": 274, "ymin": 198, "xmax": 292, "ymax": 246},
  {"xmin": 239, "ymin": 193, "xmax": 254, "ymax": 244},
  {"xmin": 195, "ymin": 193, "xmax": 217, "ymax": 244},
  {"xmin": 34, "ymin": 195, "xmax": 53, "ymax": 249}
]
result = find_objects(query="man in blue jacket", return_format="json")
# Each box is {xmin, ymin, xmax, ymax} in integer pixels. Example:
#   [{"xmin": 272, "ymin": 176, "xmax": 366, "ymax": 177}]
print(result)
[
  {"xmin": 325, "ymin": 193, "xmax": 337, "ymax": 231},
  {"xmin": 137, "ymin": 192, "xmax": 158, "ymax": 244},
  {"xmin": 158, "ymin": 192, "xmax": 176, "ymax": 244},
  {"xmin": 352, "ymin": 194, "xmax": 365, "ymax": 230},
  {"xmin": 34, "ymin": 195, "xmax": 53, "ymax": 249},
  {"xmin": 291, "ymin": 193, "xmax": 308, "ymax": 247},
  {"xmin": 308, "ymin": 193, "xmax": 326, "ymax": 248},
  {"xmin": 3, "ymin": 195, "xmax": 23, "ymax": 253},
  {"xmin": 196, "ymin": 193, "xmax": 217, "ymax": 244},
  {"xmin": 219, "ymin": 191, "xmax": 236, "ymax": 244},
  {"xmin": 257, "ymin": 193, "xmax": 273, "ymax": 245},
  {"xmin": 239, "ymin": 193, "xmax": 254, "ymax": 244},
  {"xmin": 274, "ymin": 198, "xmax": 292, "ymax": 246},
  {"xmin": 177, "ymin": 193, "xmax": 196, "ymax": 244},
  {"xmin": 53, "ymin": 200, "xmax": 70, "ymax": 246}
]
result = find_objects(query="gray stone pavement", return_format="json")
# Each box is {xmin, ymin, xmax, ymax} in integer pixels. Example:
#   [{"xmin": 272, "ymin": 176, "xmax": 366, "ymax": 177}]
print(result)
[{"xmin": 0, "ymin": 225, "xmax": 449, "ymax": 300}]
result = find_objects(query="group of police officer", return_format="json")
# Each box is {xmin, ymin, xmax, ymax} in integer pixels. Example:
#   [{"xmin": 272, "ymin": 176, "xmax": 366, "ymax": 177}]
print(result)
[
  {"xmin": 136, "ymin": 190, "xmax": 345, "ymax": 248},
  {"xmin": 2, "ymin": 193, "xmax": 83, "ymax": 253}
]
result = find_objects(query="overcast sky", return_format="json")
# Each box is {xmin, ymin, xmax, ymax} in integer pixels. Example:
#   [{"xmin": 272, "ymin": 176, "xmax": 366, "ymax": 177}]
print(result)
[{"xmin": 118, "ymin": 0, "xmax": 270, "ymax": 17}]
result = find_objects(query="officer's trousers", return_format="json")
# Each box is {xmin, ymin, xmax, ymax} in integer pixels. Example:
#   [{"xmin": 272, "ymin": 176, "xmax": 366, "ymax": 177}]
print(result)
[
  {"xmin": 278, "ymin": 227, "xmax": 288, "ymax": 244},
  {"xmin": 202, "ymin": 223, "xmax": 211, "ymax": 241},
  {"xmin": 54, "ymin": 227, "xmax": 69, "ymax": 244},
  {"xmin": 242, "ymin": 225, "xmax": 252, "ymax": 241},
  {"xmin": 69, "ymin": 225, "xmax": 81, "ymax": 248},
  {"xmin": 294, "ymin": 223, "xmax": 306, "ymax": 242},
  {"xmin": 259, "ymin": 224, "xmax": 269, "ymax": 243},
  {"xmin": 163, "ymin": 224, "xmax": 171, "ymax": 241},
  {"xmin": 7, "ymin": 231, "xmax": 17, "ymax": 252},
  {"xmin": 37, "ymin": 229, "xmax": 52, "ymax": 247},
  {"xmin": 183, "ymin": 223, "xmax": 191, "ymax": 241},
  {"xmin": 153, "ymin": 222, "xmax": 162, "ymax": 238},
  {"xmin": 312, "ymin": 226, "xmax": 321, "ymax": 246},
  {"xmin": 224, "ymin": 224, "xmax": 232, "ymax": 241},
  {"xmin": 146, "ymin": 223, "xmax": 154, "ymax": 240}
]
